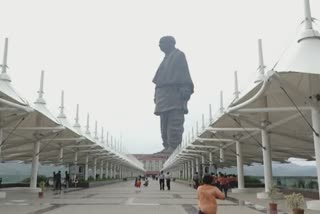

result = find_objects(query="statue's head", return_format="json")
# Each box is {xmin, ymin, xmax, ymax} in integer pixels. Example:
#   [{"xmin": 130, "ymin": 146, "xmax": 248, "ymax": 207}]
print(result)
[{"xmin": 159, "ymin": 36, "xmax": 176, "ymax": 54}]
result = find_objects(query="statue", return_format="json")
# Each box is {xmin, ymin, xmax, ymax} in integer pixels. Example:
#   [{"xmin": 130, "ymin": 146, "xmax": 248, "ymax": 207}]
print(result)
[{"xmin": 153, "ymin": 36, "xmax": 194, "ymax": 153}]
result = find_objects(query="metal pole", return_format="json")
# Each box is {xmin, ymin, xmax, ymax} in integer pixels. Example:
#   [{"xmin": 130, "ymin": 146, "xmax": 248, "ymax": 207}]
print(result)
[
  {"xmin": 0, "ymin": 129, "xmax": 2, "ymax": 161},
  {"xmin": 191, "ymin": 160, "xmax": 194, "ymax": 180},
  {"xmin": 234, "ymin": 71, "xmax": 240, "ymax": 99},
  {"xmin": 201, "ymin": 114, "xmax": 205, "ymax": 130},
  {"xmin": 209, "ymin": 152, "xmax": 213, "ymax": 173},
  {"xmin": 110, "ymin": 163, "xmax": 113, "ymax": 179},
  {"xmin": 304, "ymin": 0, "xmax": 313, "ymax": 30},
  {"xmin": 59, "ymin": 146, "xmax": 63, "ymax": 163},
  {"xmin": 311, "ymin": 107, "xmax": 320, "ymax": 199},
  {"xmin": 261, "ymin": 128, "xmax": 272, "ymax": 192},
  {"xmin": 100, "ymin": 160, "xmax": 104, "ymax": 179},
  {"xmin": 93, "ymin": 157, "xmax": 97, "ymax": 180},
  {"xmin": 220, "ymin": 91, "xmax": 224, "ymax": 113},
  {"xmin": 201, "ymin": 155, "xmax": 205, "ymax": 177},
  {"xmin": 220, "ymin": 145, "xmax": 224, "ymax": 163},
  {"xmin": 74, "ymin": 151, "xmax": 78, "ymax": 166},
  {"xmin": 30, "ymin": 141, "xmax": 40, "ymax": 188},
  {"xmin": 236, "ymin": 141, "xmax": 245, "ymax": 189},
  {"xmin": 195, "ymin": 158, "xmax": 199, "ymax": 173},
  {"xmin": 105, "ymin": 162, "xmax": 109, "ymax": 179},
  {"xmin": 261, "ymin": 95, "xmax": 272, "ymax": 193},
  {"xmin": 187, "ymin": 161, "xmax": 190, "ymax": 181},
  {"xmin": 85, "ymin": 154, "xmax": 89, "ymax": 181},
  {"xmin": 209, "ymin": 104, "xmax": 213, "ymax": 123}
]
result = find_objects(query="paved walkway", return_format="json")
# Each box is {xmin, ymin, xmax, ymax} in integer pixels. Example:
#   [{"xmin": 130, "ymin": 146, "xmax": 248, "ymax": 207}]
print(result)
[{"xmin": 0, "ymin": 180, "xmax": 318, "ymax": 214}]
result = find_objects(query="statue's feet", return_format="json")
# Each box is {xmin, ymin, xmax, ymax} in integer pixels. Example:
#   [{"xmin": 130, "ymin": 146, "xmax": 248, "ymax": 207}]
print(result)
[{"xmin": 155, "ymin": 146, "xmax": 175, "ymax": 154}]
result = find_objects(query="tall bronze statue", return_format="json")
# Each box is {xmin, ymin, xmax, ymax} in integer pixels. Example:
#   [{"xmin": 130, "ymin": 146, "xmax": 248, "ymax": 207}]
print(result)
[{"xmin": 153, "ymin": 36, "xmax": 194, "ymax": 153}]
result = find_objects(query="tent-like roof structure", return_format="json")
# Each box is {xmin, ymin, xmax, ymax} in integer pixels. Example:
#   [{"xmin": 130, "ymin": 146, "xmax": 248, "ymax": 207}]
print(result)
[
  {"xmin": 0, "ymin": 40, "xmax": 144, "ymax": 173},
  {"xmin": 163, "ymin": 0, "xmax": 320, "ymax": 171}
]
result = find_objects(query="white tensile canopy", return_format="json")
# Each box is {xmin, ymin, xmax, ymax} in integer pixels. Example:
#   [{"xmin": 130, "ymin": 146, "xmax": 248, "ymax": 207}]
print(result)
[{"xmin": 163, "ymin": 0, "xmax": 320, "ymax": 210}]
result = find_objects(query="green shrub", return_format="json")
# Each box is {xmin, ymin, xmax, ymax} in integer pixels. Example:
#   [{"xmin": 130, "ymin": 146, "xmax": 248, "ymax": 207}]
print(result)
[
  {"xmin": 88, "ymin": 176, "xmax": 94, "ymax": 181},
  {"xmin": 307, "ymin": 181, "xmax": 318, "ymax": 189},
  {"xmin": 22, "ymin": 175, "xmax": 48, "ymax": 185},
  {"xmin": 244, "ymin": 176, "xmax": 262, "ymax": 184}
]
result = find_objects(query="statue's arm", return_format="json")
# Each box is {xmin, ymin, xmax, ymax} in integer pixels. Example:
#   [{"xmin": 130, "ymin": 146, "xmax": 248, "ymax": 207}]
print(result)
[{"xmin": 176, "ymin": 53, "xmax": 194, "ymax": 101}]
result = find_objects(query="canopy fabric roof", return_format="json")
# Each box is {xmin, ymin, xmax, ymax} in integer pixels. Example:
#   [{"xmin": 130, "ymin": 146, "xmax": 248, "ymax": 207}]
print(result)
[
  {"xmin": 0, "ymin": 81, "xmax": 144, "ymax": 172},
  {"xmin": 163, "ymin": 17, "xmax": 320, "ymax": 171}
]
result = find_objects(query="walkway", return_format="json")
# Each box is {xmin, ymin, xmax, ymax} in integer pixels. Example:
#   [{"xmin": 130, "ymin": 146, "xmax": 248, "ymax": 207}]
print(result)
[{"xmin": 0, "ymin": 180, "xmax": 318, "ymax": 214}]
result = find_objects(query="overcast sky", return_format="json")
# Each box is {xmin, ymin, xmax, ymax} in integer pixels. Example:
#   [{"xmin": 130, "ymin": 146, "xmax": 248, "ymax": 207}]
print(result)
[{"xmin": 0, "ymin": 0, "xmax": 319, "ymax": 155}]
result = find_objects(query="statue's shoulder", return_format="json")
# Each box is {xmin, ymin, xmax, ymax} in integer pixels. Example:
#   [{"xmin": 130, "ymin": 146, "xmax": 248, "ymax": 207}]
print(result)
[
  {"xmin": 174, "ymin": 49, "xmax": 186, "ymax": 60},
  {"xmin": 175, "ymin": 48, "xmax": 185, "ymax": 56}
]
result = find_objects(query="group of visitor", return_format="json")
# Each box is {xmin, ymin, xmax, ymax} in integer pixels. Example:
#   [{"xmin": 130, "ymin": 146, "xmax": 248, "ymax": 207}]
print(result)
[
  {"xmin": 210, "ymin": 173, "xmax": 237, "ymax": 198},
  {"xmin": 193, "ymin": 172, "xmax": 237, "ymax": 197},
  {"xmin": 193, "ymin": 172, "xmax": 238, "ymax": 214},
  {"xmin": 159, "ymin": 171, "xmax": 171, "ymax": 191},
  {"xmin": 52, "ymin": 171, "xmax": 70, "ymax": 194}
]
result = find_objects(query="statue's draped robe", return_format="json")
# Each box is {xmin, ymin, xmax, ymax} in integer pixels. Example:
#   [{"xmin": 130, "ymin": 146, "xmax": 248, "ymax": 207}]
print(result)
[
  {"xmin": 153, "ymin": 48, "xmax": 194, "ymax": 150},
  {"xmin": 153, "ymin": 49, "xmax": 194, "ymax": 115}
]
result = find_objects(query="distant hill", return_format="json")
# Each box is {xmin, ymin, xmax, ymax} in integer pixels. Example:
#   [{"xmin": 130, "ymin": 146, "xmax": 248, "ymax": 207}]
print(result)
[
  {"xmin": 0, "ymin": 162, "xmax": 66, "ymax": 183},
  {"xmin": 0, "ymin": 161, "xmax": 317, "ymax": 184},
  {"xmin": 218, "ymin": 162, "xmax": 317, "ymax": 176}
]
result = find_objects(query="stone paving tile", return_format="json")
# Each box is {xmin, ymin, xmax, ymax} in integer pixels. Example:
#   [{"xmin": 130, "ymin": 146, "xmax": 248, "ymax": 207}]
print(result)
[
  {"xmin": 43, "ymin": 205, "xmax": 187, "ymax": 214},
  {"xmin": 0, "ymin": 179, "xmax": 295, "ymax": 214}
]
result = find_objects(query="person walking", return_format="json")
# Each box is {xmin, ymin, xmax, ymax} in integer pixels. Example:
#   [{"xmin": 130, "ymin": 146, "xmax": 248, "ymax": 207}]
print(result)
[
  {"xmin": 197, "ymin": 174, "xmax": 225, "ymax": 214},
  {"xmin": 135, "ymin": 178, "xmax": 141, "ymax": 193},
  {"xmin": 159, "ymin": 171, "xmax": 165, "ymax": 190},
  {"xmin": 52, "ymin": 171, "xmax": 56, "ymax": 192},
  {"xmin": 219, "ymin": 175, "xmax": 229, "ymax": 198},
  {"xmin": 193, "ymin": 172, "xmax": 200, "ymax": 189},
  {"xmin": 56, "ymin": 171, "xmax": 62, "ymax": 194},
  {"xmin": 165, "ymin": 172, "xmax": 171, "ymax": 190},
  {"xmin": 65, "ymin": 171, "xmax": 70, "ymax": 189}
]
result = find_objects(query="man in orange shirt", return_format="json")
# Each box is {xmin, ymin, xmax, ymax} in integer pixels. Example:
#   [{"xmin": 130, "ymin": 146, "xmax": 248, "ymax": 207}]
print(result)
[{"xmin": 197, "ymin": 174, "xmax": 225, "ymax": 214}]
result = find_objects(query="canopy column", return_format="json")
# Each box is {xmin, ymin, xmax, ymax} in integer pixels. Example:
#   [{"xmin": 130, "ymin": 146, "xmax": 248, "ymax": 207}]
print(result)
[
  {"xmin": 232, "ymin": 141, "xmax": 249, "ymax": 193},
  {"xmin": 105, "ymin": 161, "xmax": 109, "ymax": 179},
  {"xmin": 187, "ymin": 161, "xmax": 192, "ymax": 181},
  {"xmin": 209, "ymin": 152, "xmax": 213, "ymax": 174},
  {"xmin": 191, "ymin": 160, "xmax": 194, "ymax": 180},
  {"xmin": 84, "ymin": 154, "xmax": 89, "ymax": 181},
  {"xmin": 307, "ymin": 107, "xmax": 320, "ymax": 210},
  {"xmin": 30, "ymin": 141, "xmax": 40, "ymax": 189},
  {"xmin": 195, "ymin": 158, "xmax": 199, "ymax": 174},
  {"xmin": 110, "ymin": 163, "xmax": 113, "ymax": 179},
  {"xmin": 257, "ymin": 95, "xmax": 273, "ymax": 199},
  {"xmin": 257, "ymin": 124, "xmax": 273, "ymax": 199},
  {"xmin": 201, "ymin": 155, "xmax": 205, "ymax": 177},
  {"xmin": 100, "ymin": 160, "xmax": 104, "ymax": 179},
  {"xmin": 0, "ymin": 128, "xmax": 2, "ymax": 161},
  {"xmin": 59, "ymin": 146, "xmax": 63, "ymax": 163},
  {"xmin": 74, "ymin": 151, "xmax": 78, "ymax": 166},
  {"xmin": 93, "ymin": 157, "xmax": 97, "ymax": 180},
  {"xmin": 236, "ymin": 141, "xmax": 244, "ymax": 189}
]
